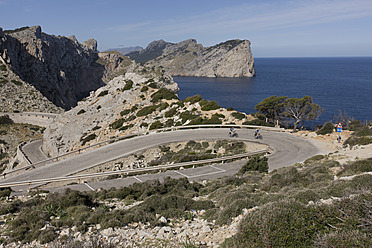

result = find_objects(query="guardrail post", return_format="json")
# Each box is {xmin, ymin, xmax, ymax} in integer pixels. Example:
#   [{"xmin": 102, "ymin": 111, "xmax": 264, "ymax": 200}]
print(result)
[
  {"xmin": 2, "ymin": 173, "xmax": 6, "ymax": 179},
  {"xmin": 28, "ymin": 182, "xmax": 31, "ymax": 192}
]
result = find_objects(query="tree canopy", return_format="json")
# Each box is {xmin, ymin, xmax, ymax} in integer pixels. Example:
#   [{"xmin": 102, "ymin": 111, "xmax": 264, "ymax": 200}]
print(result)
[{"xmin": 255, "ymin": 95, "xmax": 323, "ymax": 130}]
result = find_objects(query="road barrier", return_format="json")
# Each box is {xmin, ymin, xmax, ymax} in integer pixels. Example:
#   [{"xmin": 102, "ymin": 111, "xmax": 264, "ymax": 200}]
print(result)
[
  {"xmin": 0, "ymin": 149, "xmax": 269, "ymax": 189},
  {"xmin": 3, "ymin": 124, "xmax": 282, "ymax": 178}
]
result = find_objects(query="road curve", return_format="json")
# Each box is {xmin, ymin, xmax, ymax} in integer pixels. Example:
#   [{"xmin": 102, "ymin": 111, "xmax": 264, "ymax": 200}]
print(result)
[{"xmin": 1, "ymin": 128, "xmax": 320, "ymax": 191}]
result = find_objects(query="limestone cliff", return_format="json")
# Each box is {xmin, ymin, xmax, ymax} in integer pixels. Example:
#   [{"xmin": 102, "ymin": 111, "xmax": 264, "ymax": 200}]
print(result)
[
  {"xmin": 127, "ymin": 39, "xmax": 255, "ymax": 78},
  {"xmin": 0, "ymin": 26, "xmax": 105, "ymax": 110}
]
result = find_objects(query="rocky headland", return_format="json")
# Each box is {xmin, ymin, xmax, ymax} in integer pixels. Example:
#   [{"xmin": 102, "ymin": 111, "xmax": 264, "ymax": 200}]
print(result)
[{"xmin": 127, "ymin": 39, "xmax": 256, "ymax": 78}]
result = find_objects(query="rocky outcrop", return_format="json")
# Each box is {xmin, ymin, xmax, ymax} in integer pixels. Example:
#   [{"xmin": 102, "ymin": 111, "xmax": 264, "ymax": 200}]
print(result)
[
  {"xmin": 128, "ymin": 39, "xmax": 255, "ymax": 78},
  {"xmin": 0, "ymin": 26, "xmax": 105, "ymax": 110}
]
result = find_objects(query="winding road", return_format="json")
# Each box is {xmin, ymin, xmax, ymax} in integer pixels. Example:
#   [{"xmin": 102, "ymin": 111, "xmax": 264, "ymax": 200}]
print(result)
[{"xmin": 1, "ymin": 128, "xmax": 321, "ymax": 193}]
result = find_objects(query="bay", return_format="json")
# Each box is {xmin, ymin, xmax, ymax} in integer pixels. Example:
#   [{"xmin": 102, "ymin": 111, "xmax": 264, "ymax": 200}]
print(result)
[{"xmin": 174, "ymin": 57, "xmax": 372, "ymax": 127}]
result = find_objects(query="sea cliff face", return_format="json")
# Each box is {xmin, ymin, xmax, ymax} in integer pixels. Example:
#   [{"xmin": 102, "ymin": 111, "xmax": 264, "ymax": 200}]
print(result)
[
  {"xmin": 127, "ymin": 39, "xmax": 255, "ymax": 78},
  {"xmin": 0, "ymin": 26, "xmax": 105, "ymax": 110}
]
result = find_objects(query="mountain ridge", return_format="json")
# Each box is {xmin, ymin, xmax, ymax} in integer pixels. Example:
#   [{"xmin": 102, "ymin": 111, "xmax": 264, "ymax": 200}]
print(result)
[{"xmin": 127, "ymin": 39, "xmax": 256, "ymax": 78}]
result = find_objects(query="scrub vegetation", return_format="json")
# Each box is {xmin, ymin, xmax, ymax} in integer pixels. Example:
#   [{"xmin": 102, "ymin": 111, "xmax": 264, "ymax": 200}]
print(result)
[{"xmin": 1, "ymin": 155, "xmax": 370, "ymax": 246}]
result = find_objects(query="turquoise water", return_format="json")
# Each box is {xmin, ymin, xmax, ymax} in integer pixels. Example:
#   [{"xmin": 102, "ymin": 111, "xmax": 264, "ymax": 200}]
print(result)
[{"xmin": 174, "ymin": 57, "xmax": 372, "ymax": 126}]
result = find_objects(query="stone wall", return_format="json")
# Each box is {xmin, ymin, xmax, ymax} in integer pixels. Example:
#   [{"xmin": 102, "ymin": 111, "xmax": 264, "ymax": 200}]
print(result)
[{"xmin": 0, "ymin": 112, "xmax": 58, "ymax": 127}]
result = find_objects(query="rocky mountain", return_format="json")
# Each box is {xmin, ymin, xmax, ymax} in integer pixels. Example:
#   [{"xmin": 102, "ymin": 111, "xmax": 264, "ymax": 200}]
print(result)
[
  {"xmin": 127, "ymin": 39, "xmax": 256, "ymax": 78},
  {"xmin": 0, "ymin": 26, "xmax": 106, "ymax": 110},
  {"xmin": 126, "ymin": 40, "xmax": 171, "ymax": 64},
  {"xmin": 104, "ymin": 46, "xmax": 143, "ymax": 55}
]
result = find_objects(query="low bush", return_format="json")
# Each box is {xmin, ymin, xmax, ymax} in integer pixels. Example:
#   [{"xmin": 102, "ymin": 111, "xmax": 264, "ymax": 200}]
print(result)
[
  {"xmin": 80, "ymin": 133, "xmax": 96, "ymax": 146},
  {"xmin": 243, "ymin": 119, "xmax": 274, "ymax": 127},
  {"xmin": 136, "ymin": 105, "xmax": 158, "ymax": 117},
  {"xmin": 337, "ymin": 158, "xmax": 372, "ymax": 176},
  {"xmin": 0, "ymin": 187, "xmax": 11, "ymax": 198},
  {"xmin": 120, "ymin": 109, "xmax": 131, "ymax": 116},
  {"xmin": 317, "ymin": 121, "xmax": 334, "ymax": 135},
  {"xmin": 348, "ymin": 120, "xmax": 364, "ymax": 131},
  {"xmin": 343, "ymin": 136, "xmax": 372, "ymax": 147},
  {"xmin": 227, "ymin": 107, "xmax": 234, "ymax": 111},
  {"xmin": 354, "ymin": 126, "xmax": 372, "ymax": 136},
  {"xmin": 200, "ymin": 100, "xmax": 221, "ymax": 111},
  {"xmin": 180, "ymin": 111, "xmax": 199, "ymax": 123},
  {"xmin": 151, "ymin": 88, "xmax": 178, "ymax": 102},
  {"xmin": 0, "ymin": 115, "xmax": 13, "ymax": 125},
  {"xmin": 11, "ymin": 80, "xmax": 22, "ymax": 86},
  {"xmin": 149, "ymin": 120, "xmax": 163, "ymax": 130},
  {"xmin": 77, "ymin": 109, "xmax": 86, "ymax": 115},
  {"xmin": 97, "ymin": 90, "xmax": 108, "ymax": 97},
  {"xmin": 165, "ymin": 107, "xmax": 178, "ymax": 118},
  {"xmin": 185, "ymin": 95, "xmax": 202, "ymax": 103},
  {"xmin": 231, "ymin": 112, "xmax": 246, "ymax": 120},
  {"xmin": 237, "ymin": 155, "xmax": 268, "ymax": 174},
  {"xmin": 110, "ymin": 118, "xmax": 125, "ymax": 129},
  {"xmin": 140, "ymin": 86, "xmax": 148, "ymax": 92},
  {"xmin": 123, "ymin": 80, "xmax": 134, "ymax": 91}
]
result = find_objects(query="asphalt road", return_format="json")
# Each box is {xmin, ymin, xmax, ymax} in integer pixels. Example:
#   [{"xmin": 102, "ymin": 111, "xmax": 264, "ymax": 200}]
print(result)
[{"xmin": 1, "ymin": 128, "xmax": 320, "ymax": 193}]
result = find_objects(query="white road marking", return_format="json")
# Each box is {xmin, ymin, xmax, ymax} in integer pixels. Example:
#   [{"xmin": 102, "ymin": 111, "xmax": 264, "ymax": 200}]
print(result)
[
  {"xmin": 187, "ymin": 170, "xmax": 225, "ymax": 178},
  {"xmin": 84, "ymin": 182, "xmax": 95, "ymax": 191},
  {"xmin": 209, "ymin": 164, "xmax": 226, "ymax": 172},
  {"xmin": 174, "ymin": 170, "xmax": 190, "ymax": 178},
  {"xmin": 133, "ymin": 176, "xmax": 143, "ymax": 182}
]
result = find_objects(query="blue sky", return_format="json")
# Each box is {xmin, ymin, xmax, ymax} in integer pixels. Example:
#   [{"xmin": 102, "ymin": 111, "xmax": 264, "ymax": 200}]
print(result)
[{"xmin": 1, "ymin": 0, "xmax": 372, "ymax": 57}]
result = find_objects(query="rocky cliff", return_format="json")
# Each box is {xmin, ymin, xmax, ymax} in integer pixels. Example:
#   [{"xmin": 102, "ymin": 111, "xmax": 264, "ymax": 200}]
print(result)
[
  {"xmin": 127, "ymin": 39, "xmax": 255, "ymax": 78},
  {"xmin": 0, "ymin": 26, "xmax": 105, "ymax": 110}
]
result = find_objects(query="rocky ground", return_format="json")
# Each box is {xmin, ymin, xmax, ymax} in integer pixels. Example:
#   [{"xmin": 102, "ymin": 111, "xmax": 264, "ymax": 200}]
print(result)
[{"xmin": 293, "ymin": 129, "xmax": 372, "ymax": 164}]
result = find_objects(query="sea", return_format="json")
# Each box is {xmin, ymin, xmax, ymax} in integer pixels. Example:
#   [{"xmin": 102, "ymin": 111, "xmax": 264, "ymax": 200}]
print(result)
[{"xmin": 174, "ymin": 57, "xmax": 372, "ymax": 128}]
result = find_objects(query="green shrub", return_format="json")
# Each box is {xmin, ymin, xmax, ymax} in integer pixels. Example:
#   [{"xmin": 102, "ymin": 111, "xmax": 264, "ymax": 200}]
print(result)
[
  {"xmin": 0, "ymin": 64, "xmax": 6, "ymax": 71},
  {"xmin": 213, "ymin": 113, "xmax": 225, "ymax": 119},
  {"xmin": 200, "ymin": 100, "xmax": 221, "ymax": 111},
  {"xmin": 180, "ymin": 111, "xmax": 199, "ymax": 123},
  {"xmin": 243, "ymin": 119, "xmax": 274, "ymax": 127},
  {"xmin": 237, "ymin": 155, "xmax": 268, "ymax": 174},
  {"xmin": 148, "ymin": 82, "xmax": 158, "ymax": 88},
  {"xmin": 123, "ymin": 80, "xmax": 134, "ymax": 91},
  {"xmin": 119, "ymin": 124, "xmax": 134, "ymax": 131},
  {"xmin": 140, "ymin": 86, "xmax": 148, "ymax": 92},
  {"xmin": 77, "ymin": 109, "xmax": 86, "ymax": 115},
  {"xmin": 92, "ymin": 126, "xmax": 101, "ymax": 131},
  {"xmin": 80, "ymin": 133, "xmax": 97, "ymax": 146},
  {"xmin": 136, "ymin": 105, "xmax": 158, "ymax": 117},
  {"xmin": 314, "ymin": 229, "xmax": 371, "ymax": 248},
  {"xmin": 317, "ymin": 121, "xmax": 334, "ymax": 135},
  {"xmin": 97, "ymin": 90, "xmax": 108, "ymax": 97},
  {"xmin": 0, "ymin": 187, "xmax": 11, "ymax": 198},
  {"xmin": 348, "ymin": 120, "xmax": 364, "ymax": 131},
  {"xmin": 202, "ymin": 117, "xmax": 222, "ymax": 125},
  {"xmin": 151, "ymin": 88, "xmax": 178, "ymax": 102},
  {"xmin": 165, "ymin": 107, "xmax": 178, "ymax": 118},
  {"xmin": 227, "ymin": 107, "xmax": 234, "ymax": 111},
  {"xmin": 149, "ymin": 120, "xmax": 163, "ymax": 130},
  {"xmin": 110, "ymin": 118, "xmax": 125, "ymax": 129},
  {"xmin": 354, "ymin": 126, "xmax": 372, "ymax": 136},
  {"xmin": 231, "ymin": 112, "xmax": 246, "ymax": 120},
  {"xmin": 120, "ymin": 109, "xmax": 131, "ymax": 116},
  {"xmin": 344, "ymin": 136, "xmax": 372, "ymax": 147},
  {"xmin": 337, "ymin": 158, "xmax": 372, "ymax": 176},
  {"xmin": 185, "ymin": 95, "xmax": 203, "ymax": 103},
  {"xmin": 304, "ymin": 155, "xmax": 325, "ymax": 164},
  {"xmin": 0, "ymin": 115, "xmax": 13, "ymax": 125},
  {"xmin": 11, "ymin": 80, "xmax": 22, "ymax": 86}
]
